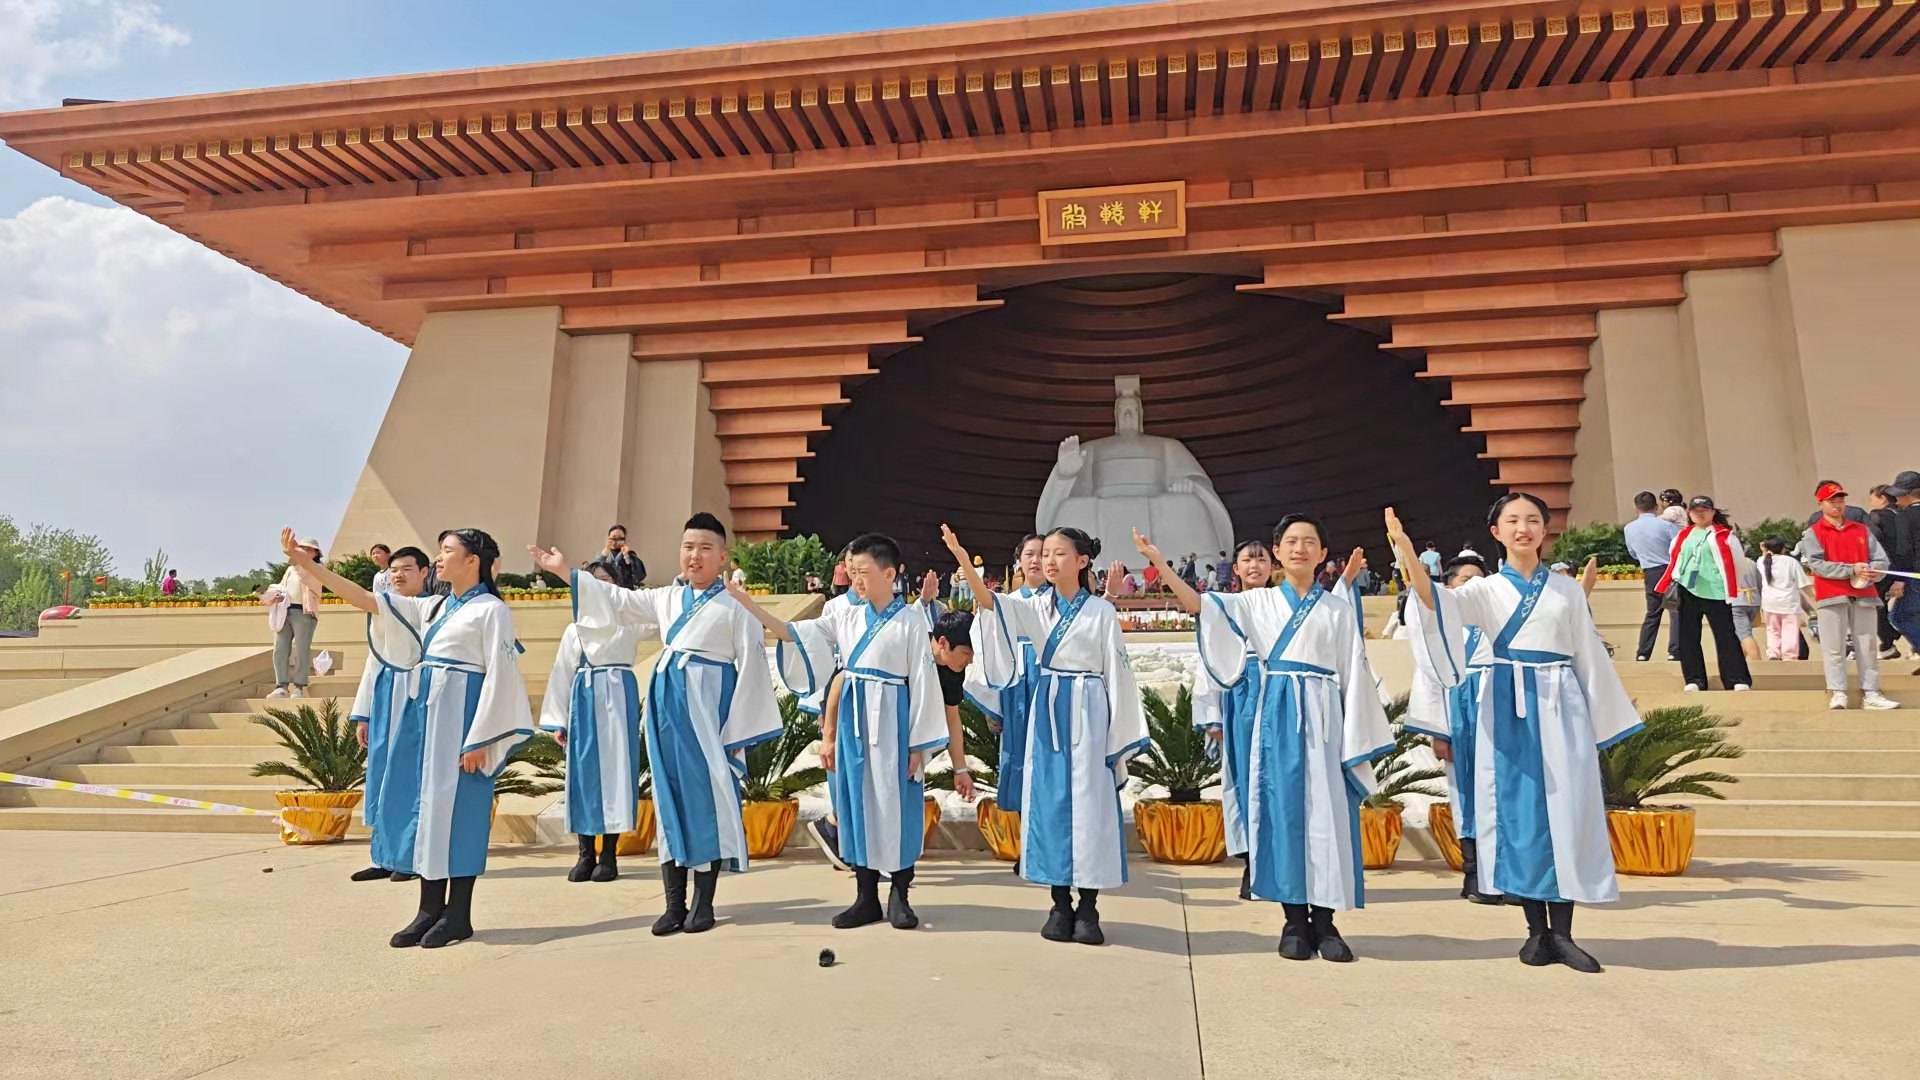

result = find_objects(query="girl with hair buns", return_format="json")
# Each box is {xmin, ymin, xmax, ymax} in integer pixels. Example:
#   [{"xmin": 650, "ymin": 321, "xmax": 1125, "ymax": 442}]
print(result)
[
  {"xmin": 279, "ymin": 526, "xmax": 535, "ymax": 949},
  {"xmin": 1389, "ymin": 494, "xmax": 1641, "ymax": 974},
  {"xmin": 942, "ymin": 524, "xmax": 1148, "ymax": 946}
]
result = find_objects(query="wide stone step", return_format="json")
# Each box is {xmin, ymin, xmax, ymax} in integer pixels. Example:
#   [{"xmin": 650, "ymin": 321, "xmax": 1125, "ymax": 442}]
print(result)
[
  {"xmin": 1726, "ymin": 773, "xmax": 1920, "ymax": 801},
  {"xmin": 1733, "ymin": 749, "xmax": 1920, "ymax": 774},
  {"xmin": 1693, "ymin": 827, "xmax": 1920, "ymax": 861},
  {"xmin": 44, "ymin": 763, "xmax": 269, "ymax": 785},
  {"xmin": 0, "ymin": 785, "xmax": 303, "ymax": 811},
  {"xmin": 0, "ymin": 807, "xmax": 286, "ymax": 833},
  {"xmin": 141, "ymin": 727, "xmax": 282, "ymax": 746},
  {"xmin": 1630, "ymin": 689, "xmax": 1920, "ymax": 710},
  {"xmin": 1687, "ymin": 798, "xmax": 1920, "ymax": 831},
  {"xmin": 1705, "ymin": 712, "xmax": 1919, "ymax": 732},
  {"xmin": 179, "ymin": 712, "xmax": 274, "ymax": 730},
  {"xmin": 97, "ymin": 745, "xmax": 289, "ymax": 765},
  {"xmin": 1723, "ymin": 729, "xmax": 1920, "ymax": 750}
]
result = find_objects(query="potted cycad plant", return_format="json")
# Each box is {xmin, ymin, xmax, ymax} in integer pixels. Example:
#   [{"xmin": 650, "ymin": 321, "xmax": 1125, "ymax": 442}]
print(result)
[
  {"xmin": 1601, "ymin": 705, "xmax": 1743, "ymax": 875},
  {"xmin": 1129, "ymin": 685, "xmax": 1226, "ymax": 865},
  {"xmin": 616, "ymin": 727, "xmax": 657, "ymax": 856},
  {"xmin": 740, "ymin": 694, "xmax": 828, "ymax": 858},
  {"xmin": 923, "ymin": 700, "xmax": 1001, "ymax": 850},
  {"xmin": 1364, "ymin": 695, "xmax": 1446, "ymax": 869},
  {"xmin": 250, "ymin": 698, "xmax": 366, "ymax": 845}
]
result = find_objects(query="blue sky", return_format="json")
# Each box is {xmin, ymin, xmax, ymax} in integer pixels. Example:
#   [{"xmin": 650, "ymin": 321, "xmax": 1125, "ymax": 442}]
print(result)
[{"xmin": 0, "ymin": 0, "xmax": 1130, "ymax": 577}]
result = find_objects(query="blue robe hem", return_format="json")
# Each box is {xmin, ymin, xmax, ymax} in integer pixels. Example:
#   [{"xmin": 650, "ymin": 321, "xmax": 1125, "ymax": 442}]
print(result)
[
  {"xmin": 909, "ymin": 736, "xmax": 949, "ymax": 754},
  {"xmin": 1342, "ymin": 742, "xmax": 1394, "ymax": 769}
]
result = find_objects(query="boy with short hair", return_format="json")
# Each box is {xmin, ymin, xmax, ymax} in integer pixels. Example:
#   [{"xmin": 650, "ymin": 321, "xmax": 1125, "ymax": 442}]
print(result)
[
  {"xmin": 732, "ymin": 534, "xmax": 948, "ymax": 930},
  {"xmin": 1796, "ymin": 482, "xmax": 1901, "ymax": 711}
]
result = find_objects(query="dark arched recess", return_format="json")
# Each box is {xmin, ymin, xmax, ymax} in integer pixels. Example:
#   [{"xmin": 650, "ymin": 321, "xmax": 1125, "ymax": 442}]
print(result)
[{"xmin": 789, "ymin": 274, "xmax": 1502, "ymax": 571}]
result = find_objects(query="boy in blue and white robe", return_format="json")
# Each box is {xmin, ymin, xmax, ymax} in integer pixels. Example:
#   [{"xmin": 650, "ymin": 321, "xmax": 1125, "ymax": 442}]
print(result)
[
  {"xmin": 346, "ymin": 580, "xmax": 437, "ymax": 884},
  {"xmin": 539, "ymin": 576, "xmax": 653, "ymax": 885},
  {"xmin": 568, "ymin": 567, "xmax": 782, "ymax": 936},
  {"xmin": 370, "ymin": 583, "xmax": 536, "ymax": 946},
  {"xmin": 1195, "ymin": 580, "xmax": 1392, "ymax": 962},
  {"xmin": 777, "ymin": 580, "xmax": 949, "ymax": 931},
  {"xmin": 1407, "ymin": 563, "xmax": 1641, "ymax": 971}
]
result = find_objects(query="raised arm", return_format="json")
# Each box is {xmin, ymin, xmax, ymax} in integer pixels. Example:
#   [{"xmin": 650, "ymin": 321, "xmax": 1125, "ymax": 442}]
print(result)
[
  {"xmin": 1103, "ymin": 560, "xmax": 1125, "ymax": 600},
  {"xmin": 1581, "ymin": 554, "xmax": 1599, "ymax": 597},
  {"xmin": 281, "ymin": 527, "xmax": 376, "ymax": 613},
  {"xmin": 1384, "ymin": 507, "xmax": 1436, "ymax": 610},
  {"xmin": 1133, "ymin": 529, "xmax": 1201, "ymax": 615},
  {"xmin": 722, "ymin": 578, "xmax": 795, "ymax": 641},
  {"xmin": 940, "ymin": 524, "xmax": 996, "ymax": 611}
]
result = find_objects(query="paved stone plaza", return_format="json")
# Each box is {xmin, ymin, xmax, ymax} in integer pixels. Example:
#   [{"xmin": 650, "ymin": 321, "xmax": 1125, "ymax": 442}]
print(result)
[{"xmin": 4, "ymin": 832, "xmax": 1915, "ymax": 1080}]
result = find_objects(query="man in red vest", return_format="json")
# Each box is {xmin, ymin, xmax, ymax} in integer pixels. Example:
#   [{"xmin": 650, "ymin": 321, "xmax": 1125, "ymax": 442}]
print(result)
[{"xmin": 1795, "ymin": 481, "xmax": 1901, "ymax": 711}]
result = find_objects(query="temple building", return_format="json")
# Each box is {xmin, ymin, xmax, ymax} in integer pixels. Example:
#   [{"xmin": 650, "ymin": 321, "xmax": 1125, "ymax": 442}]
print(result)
[{"xmin": 4, "ymin": 0, "xmax": 1917, "ymax": 569}]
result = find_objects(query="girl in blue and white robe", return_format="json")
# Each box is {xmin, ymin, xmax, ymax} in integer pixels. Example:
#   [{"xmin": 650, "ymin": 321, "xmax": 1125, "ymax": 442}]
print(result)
[
  {"xmin": 539, "ymin": 574, "xmax": 653, "ymax": 885},
  {"xmin": 1404, "ymin": 548, "xmax": 1641, "ymax": 972},
  {"xmin": 776, "ymin": 589, "xmax": 948, "ymax": 928},
  {"xmin": 346, "ymin": 590, "xmax": 436, "ymax": 883},
  {"xmin": 961, "ymin": 580, "xmax": 1048, "ymax": 818},
  {"xmin": 567, "ymin": 569, "xmax": 783, "ymax": 934},
  {"xmin": 1194, "ymin": 580, "xmax": 1392, "ymax": 955}
]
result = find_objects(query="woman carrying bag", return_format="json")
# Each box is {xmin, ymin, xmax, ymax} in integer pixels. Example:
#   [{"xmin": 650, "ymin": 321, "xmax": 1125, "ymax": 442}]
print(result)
[{"xmin": 1653, "ymin": 496, "xmax": 1752, "ymax": 693}]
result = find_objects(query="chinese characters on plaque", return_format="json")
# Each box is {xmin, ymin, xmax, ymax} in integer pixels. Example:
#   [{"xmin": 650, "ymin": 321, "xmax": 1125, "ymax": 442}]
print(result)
[{"xmin": 1037, "ymin": 181, "xmax": 1186, "ymax": 245}]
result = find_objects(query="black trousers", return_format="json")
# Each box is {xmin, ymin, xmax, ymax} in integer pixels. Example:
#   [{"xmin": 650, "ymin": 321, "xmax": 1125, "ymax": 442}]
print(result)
[
  {"xmin": 1876, "ymin": 578, "xmax": 1900, "ymax": 651},
  {"xmin": 1638, "ymin": 567, "xmax": 1675, "ymax": 660},
  {"xmin": 1676, "ymin": 587, "xmax": 1753, "ymax": 689}
]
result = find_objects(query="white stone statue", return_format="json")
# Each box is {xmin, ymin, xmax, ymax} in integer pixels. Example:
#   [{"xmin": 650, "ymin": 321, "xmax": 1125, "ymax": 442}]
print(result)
[{"xmin": 1036, "ymin": 376, "xmax": 1233, "ymax": 569}]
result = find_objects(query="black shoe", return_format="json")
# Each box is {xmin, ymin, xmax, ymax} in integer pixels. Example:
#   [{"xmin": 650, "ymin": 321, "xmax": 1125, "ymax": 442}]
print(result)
[
  {"xmin": 1467, "ymin": 891, "xmax": 1505, "ymax": 905},
  {"xmin": 1277, "ymin": 921, "xmax": 1314, "ymax": 960},
  {"xmin": 1071, "ymin": 891, "xmax": 1103, "ymax": 945},
  {"xmin": 1041, "ymin": 905, "xmax": 1075, "ymax": 941},
  {"xmin": 1237, "ymin": 861, "xmax": 1252, "ymax": 901},
  {"xmin": 1519, "ymin": 933, "xmax": 1554, "ymax": 966},
  {"xmin": 389, "ymin": 908, "xmax": 438, "ymax": 948},
  {"xmin": 351, "ymin": 865, "xmax": 390, "ymax": 882},
  {"xmin": 567, "ymin": 835, "xmax": 597, "ymax": 883},
  {"xmin": 420, "ymin": 912, "xmax": 473, "ymax": 948},
  {"xmin": 887, "ymin": 869, "xmax": 919, "ymax": 930},
  {"xmin": 1550, "ymin": 932, "xmax": 1602, "ymax": 973},
  {"xmin": 592, "ymin": 836, "xmax": 619, "ymax": 883},
  {"xmin": 389, "ymin": 872, "xmax": 417, "ymax": 883},
  {"xmin": 652, "ymin": 863, "xmax": 689, "ymax": 936},
  {"xmin": 1309, "ymin": 907, "xmax": 1354, "ymax": 963},
  {"xmin": 686, "ymin": 867, "xmax": 718, "ymax": 933},
  {"xmin": 832, "ymin": 868, "xmax": 884, "ymax": 929},
  {"xmin": 807, "ymin": 818, "xmax": 851, "ymax": 872}
]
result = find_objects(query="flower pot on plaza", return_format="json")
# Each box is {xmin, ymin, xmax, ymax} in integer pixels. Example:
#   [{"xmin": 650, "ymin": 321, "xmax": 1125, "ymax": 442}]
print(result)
[
  {"xmin": 1134, "ymin": 798, "xmax": 1226, "ymax": 865},
  {"xmin": 274, "ymin": 790, "xmax": 361, "ymax": 845},
  {"xmin": 1607, "ymin": 807, "xmax": 1697, "ymax": 876},
  {"xmin": 1428, "ymin": 802, "xmax": 1464, "ymax": 872},
  {"xmin": 743, "ymin": 798, "xmax": 800, "ymax": 858},
  {"xmin": 922, "ymin": 795, "xmax": 941, "ymax": 847},
  {"xmin": 975, "ymin": 797, "xmax": 1021, "ymax": 862},
  {"xmin": 1360, "ymin": 805, "xmax": 1404, "ymax": 869},
  {"xmin": 615, "ymin": 798, "xmax": 658, "ymax": 856}
]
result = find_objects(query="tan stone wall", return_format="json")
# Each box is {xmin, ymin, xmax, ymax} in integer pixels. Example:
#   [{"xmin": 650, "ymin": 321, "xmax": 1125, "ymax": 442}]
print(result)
[
  {"xmin": 545, "ymin": 332, "xmax": 638, "ymax": 567},
  {"xmin": 628, "ymin": 359, "xmax": 732, "ymax": 581},
  {"xmin": 1573, "ymin": 221, "xmax": 1920, "ymax": 530}
]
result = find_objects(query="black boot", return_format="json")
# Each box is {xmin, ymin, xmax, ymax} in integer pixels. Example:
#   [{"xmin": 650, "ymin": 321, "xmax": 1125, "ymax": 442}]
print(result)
[
  {"xmin": 687, "ymin": 864, "xmax": 719, "ymax": 933},
  {"xmin": 1460, "ymin": 838, "xmax": 1500, "ymax": 904},
  {"xmin": 1309, "ymin": 905, "xmax": 1354, "ymax": 963},
  {"xmin": 567, "ymin": 834, "xmax": 597, "ymax": 883},
  {"xmin": 1041, "ymin": 885, "xmax": 1076, "ymax": 942},
  {"xmin": 391, "ymin": 877, "xmax": 447, "ymax": 948},
  {"xmin": 1277, "ymin": 902, "xmax": 1314, "ymax": 960},
  {"xmin": 1547, "ymin": 901, "xmax": 1601, "ymax": 973},
  {"xmin": 592, "ymin": 834, "xmax": 620, "ymax": 882},
  {"xmin": 421, "ymin": 876, "xmax": 474, "ymax": 948},
  {"xmin": 833, "ymin": 868, "xmax": 885, "ymax": 929},
  {"xmin": 351, "ymin": 864, "xmax": 391, "ymax": 882},
  {"xmin": 390, "ymin": 871, "xmax": 417, "ymax": 882},
  {"xmin": 652, "ymin": 863, "xmax": 689, "ymax": 936},
  {"xmin": 1071, "ymin": 888, "xmax": 1104, "ymax": 945},
  {"xmin": 1518, "ymin": 899, "xmax": 1553, "ymax": 966},
  {"xmin": 888, "ymin": 866, "xmax": 919, "ymax": 930},
  {"xmin": 1238, "ymin": 859, "xmax": 1252, "ymax": 901}
]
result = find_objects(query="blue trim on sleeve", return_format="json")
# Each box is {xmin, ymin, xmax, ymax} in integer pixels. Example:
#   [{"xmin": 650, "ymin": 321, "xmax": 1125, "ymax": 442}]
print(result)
[
  {"xmin": 1597, "ymin": 721, "xmax": 1645, "ymax": 751},
  {"xmin": 538, "ymin": 723, "xmax": 565, "ymax": 733},
  {"xmin": 349, "ymin": 714, "xmax": 370, "ymax": 725},
  {"xmin": 1402, "ymin": 719, "xmax": 1451, "ymax": 740},
  {"xmin": 961, "ymin": 688, "xmax": 1005, "ymax": 723},
  {"xmin": 1342, "ymin": 741, "xmax": 1395, "ymax": 769},
  {"xmin": 1195, "ymin": 593, "xmax": 1250, "ymax": 689},
  {"xmin": 777, "ymin": 625, "xmax": 817, "ymax": 698},
  {"xmin": 724, "ymin": 727, "xmax": 782, "ymax": 756},
  {"xmin": 569, "ymin": 568, "xmax": 579, "ymax": 622},
  {"xmin": 909, "ymin": 736, "xmax": 950, "ymax": 754},
  {"xmin": 463, "ymin": 727, "xmax": 536, "ymax": 755},
  {"xmin": 1107, "ymin": 735, "xmax": 1151, "ymax": 768}
]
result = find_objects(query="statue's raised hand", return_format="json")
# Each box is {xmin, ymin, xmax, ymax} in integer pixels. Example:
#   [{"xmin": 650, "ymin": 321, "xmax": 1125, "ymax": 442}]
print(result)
[{"xmin": 1055, "ymin": 435, "xmax": 1086, "ymax": 476}]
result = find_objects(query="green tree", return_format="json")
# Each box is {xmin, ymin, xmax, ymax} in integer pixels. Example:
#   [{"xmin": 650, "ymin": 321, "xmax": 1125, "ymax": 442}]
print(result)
[
  {"xmin": 211, "ymin": 562, "xmax": 285, "ymax": 595},
  {"xmin": 140, "ymin": 547, "xmax": 170, "ymax": 596},
  {"xmin": 1553, "ymin": 522, "xmax": 1630, "ymax": 568},
  {"xmin": 0, "ymin": 564, "xmax": 59, "ymax": 632}
]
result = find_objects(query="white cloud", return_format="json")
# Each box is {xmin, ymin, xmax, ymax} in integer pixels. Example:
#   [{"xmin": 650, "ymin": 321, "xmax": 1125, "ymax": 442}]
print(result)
[
  {"xmin": 0, "ymin": 196, "xmax": 405, "ymax": 578},
  {"xmin": 0, "ymin": 0, "xmax": 189, "ymax": 108}
]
